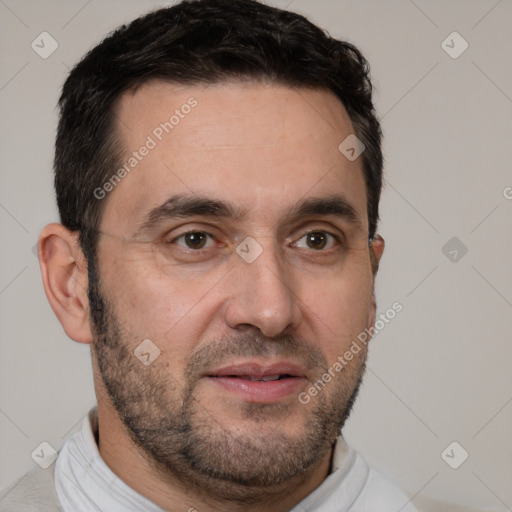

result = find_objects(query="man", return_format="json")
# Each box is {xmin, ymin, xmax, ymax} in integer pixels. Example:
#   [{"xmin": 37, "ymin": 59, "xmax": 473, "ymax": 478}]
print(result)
[{"xmin": 0, "ymin": 0, "xmax": 418, "ymax": 510}]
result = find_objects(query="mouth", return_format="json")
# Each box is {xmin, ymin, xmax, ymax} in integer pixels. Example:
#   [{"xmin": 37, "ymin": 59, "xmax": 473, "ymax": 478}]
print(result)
[
  {"xmin": 217, "ymin": 374, "xmax": 294, "ymax": 381},
  {"xmin": 205, "ymin": 361, "xmax": 307, "ymax": 403}
]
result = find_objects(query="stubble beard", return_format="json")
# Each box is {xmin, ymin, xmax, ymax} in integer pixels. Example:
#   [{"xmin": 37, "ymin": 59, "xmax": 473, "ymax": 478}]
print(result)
[{"xmin": 88, "ymin": 275, "xmax": 367, "ymax": 502}]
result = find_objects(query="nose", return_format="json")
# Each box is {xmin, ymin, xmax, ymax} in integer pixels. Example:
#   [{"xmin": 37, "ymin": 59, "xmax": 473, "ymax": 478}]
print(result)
[{"xmin": 223, "ymin": 240, "xmax": 301, "ymax": 338}]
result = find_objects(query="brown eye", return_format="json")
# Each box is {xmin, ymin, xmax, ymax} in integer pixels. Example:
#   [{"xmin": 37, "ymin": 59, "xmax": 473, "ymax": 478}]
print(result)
[
  {"xmin": 306, "ymin": 232, "xmax": 327, "ymax": 249},
  {"xmin": 174, "ymin": 231, "xmax": 214, "ymax": 250},
  {"xmin": 294, "ymin": 231, "xmax": 337, "ymax": 251}
]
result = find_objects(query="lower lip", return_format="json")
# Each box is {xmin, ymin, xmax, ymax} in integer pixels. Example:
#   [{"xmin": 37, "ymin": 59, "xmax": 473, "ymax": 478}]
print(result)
[{"xmin": 206, "ymin": 376, "xmax": 306, "ymax": 403}]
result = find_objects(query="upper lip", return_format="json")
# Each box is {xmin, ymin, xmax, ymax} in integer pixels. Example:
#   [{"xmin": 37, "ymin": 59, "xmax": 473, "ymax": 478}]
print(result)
[{"xmin": 207, "ymin": 361, "xmax": 306, "ymax": 378}]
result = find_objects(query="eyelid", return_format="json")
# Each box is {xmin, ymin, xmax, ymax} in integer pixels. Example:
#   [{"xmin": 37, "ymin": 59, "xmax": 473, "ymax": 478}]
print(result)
[
  {"xmin": 162, "ymin": 222, "xmax": 224, "ymax": 242},
  {"xmin": 162, "ymin": 222, "xmax": 345, "ymax": 248},
  {"xmin": 169, "ymin": 230, "xmax": 217, "ymax": 249},
  {"xmin": 291, "ymin": 230, "xmax": 341, "ymax": 250},
  {"xmin": 289, "ymin": 221, "xmax": 345, "ymax": 241}
]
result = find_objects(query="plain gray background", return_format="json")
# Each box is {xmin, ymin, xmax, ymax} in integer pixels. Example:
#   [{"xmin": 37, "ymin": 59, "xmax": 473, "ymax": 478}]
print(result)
[{"xmin": 1, "ymin": 1, "xmax": 511, "ymax": 510}]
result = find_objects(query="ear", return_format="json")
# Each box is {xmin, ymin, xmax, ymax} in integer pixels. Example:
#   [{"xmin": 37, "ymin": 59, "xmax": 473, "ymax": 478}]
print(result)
[
  {"xmin": 367, "ymin": 234, "xmax": 385, "ymax": 331},
  {"xmin": 38, "ymin": 223, "xmax": 93, "ymax": 344},
  {"xmin": 369, "ymin": 234, "xmax": 385, "ymax": 275}
]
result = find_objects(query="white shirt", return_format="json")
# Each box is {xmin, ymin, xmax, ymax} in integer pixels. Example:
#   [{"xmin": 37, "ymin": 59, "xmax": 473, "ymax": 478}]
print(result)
[{"xmin": 52, "ymin": 407, "xmax": 418, "ymax": 511}]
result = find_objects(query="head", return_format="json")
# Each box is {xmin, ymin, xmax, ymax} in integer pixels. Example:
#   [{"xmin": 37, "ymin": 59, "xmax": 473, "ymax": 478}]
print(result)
[{"xmin": 39, "ymin": 0, "xmax": 384, "ymax": 502}]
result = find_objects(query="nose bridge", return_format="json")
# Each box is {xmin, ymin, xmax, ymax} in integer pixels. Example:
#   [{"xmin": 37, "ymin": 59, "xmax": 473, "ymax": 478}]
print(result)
[{"xmin": 225, "ymin": 237, "xmax": 299, "ymax": 337}]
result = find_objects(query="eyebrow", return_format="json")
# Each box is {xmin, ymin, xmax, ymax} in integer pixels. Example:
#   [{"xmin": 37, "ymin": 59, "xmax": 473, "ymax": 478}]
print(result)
[
  {"xmin": 134, "ymin": 193, "xmax": 365, "ymax": 237},
  {"xmin": 134, "ymin": 195, "xmax": 245, "ymax": 237},
  {"xmin": 286, "ymin": 195, "xmax": 363, "ymax": 230}
]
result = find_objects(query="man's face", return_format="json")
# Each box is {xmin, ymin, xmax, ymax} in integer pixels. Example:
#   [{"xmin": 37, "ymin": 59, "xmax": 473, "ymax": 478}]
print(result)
[{"xmin": 91, "ymin": 82, "xmax": 378, "ymax": 493}]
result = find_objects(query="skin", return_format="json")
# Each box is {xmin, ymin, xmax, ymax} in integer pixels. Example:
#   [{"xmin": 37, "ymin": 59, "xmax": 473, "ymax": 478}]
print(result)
[{"xmin": 39, "ymin": 82, "xmax": 385, "ymax": 512}]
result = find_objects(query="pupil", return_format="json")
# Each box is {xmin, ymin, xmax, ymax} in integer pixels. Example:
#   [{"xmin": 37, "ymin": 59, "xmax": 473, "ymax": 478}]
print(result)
[
  {"xmin": 186, "ymin": 232, "xmax": 206, "ymax": 249},
  {"xmin": 308, "ymin": 232, "xmax": 326, "ymax": 249}
]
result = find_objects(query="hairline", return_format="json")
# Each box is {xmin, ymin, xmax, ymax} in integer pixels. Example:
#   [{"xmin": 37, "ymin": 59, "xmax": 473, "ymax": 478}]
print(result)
[{"xmin": 94, "ymin": 77, "xmax": 367, "ymax": 238}]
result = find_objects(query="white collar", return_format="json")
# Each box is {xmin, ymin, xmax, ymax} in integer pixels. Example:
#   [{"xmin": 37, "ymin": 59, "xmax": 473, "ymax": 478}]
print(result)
[
  {"xmin": 55, "ymin": 407, "xmax": 367, "ymax": 512},
  {"xmin": 55, "ymin": 407, "xmax": 164, "ymax": 512}
]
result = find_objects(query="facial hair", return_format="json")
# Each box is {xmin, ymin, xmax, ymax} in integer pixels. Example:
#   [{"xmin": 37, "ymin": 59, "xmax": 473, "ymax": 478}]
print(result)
[{"xmin": 88, "ymin": 275, "xmax": 367, "ymax": 502}]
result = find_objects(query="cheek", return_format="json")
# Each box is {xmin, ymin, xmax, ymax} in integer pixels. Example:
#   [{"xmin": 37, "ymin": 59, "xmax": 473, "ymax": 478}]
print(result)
[
  {"xmin": 300, "ymin": 264, "xmax": 374, "ymax": 359},
  {"xmin": 101, "ymin": 254, "xmax": 227, "ymax": 360}
]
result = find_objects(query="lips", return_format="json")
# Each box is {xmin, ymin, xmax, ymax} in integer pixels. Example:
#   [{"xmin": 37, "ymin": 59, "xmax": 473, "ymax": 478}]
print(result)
[
  {"xmin": 237, "ymin": 375, "xmax": 283, "ymax": 381},
  {"xmin": 205, "ymin": 361, "xmax": 307, "ymax": 403},
  {"xmin": 208, "ymin": 361, "xmax": 305, "ymax": 379}
]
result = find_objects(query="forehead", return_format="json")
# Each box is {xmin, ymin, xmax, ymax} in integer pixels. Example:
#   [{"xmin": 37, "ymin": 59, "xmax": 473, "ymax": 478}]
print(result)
[{"xmin": 100, "ymin": 81, "xmax": 368, "ymax": 235}]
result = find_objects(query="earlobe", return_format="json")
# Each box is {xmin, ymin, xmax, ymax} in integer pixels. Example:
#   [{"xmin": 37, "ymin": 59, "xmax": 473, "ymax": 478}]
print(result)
[
  {"xmin": 367, "ymin": 234, "xmax": 385, "ymax": 335},
  {"xmin": 38, "ymin": 223, "xmax": 93, "ymax": 344},
  {"xmin": 369, "ymin": 234, "xmax": 385, "ymax": 275}
]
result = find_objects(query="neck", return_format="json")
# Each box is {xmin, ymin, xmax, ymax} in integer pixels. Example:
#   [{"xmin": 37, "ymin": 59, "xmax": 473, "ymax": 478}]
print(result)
[{"xmin": 96, "ymin": 402, "xmax": 335, "ymax": 512}]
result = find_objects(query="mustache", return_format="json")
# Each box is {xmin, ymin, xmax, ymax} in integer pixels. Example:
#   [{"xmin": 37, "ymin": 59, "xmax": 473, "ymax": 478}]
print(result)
[{"xmin": 184, "ymin": 332, "xmax": 328, "ymax": 381}]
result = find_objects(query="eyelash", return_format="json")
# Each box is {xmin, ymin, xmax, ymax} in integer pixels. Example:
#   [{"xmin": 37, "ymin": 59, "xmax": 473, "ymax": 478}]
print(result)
[
  {"xmin": 171, "ymin": 231, "xmax": 218, "ymax": 250},
  {"xmin": 168, "ymin": 230, "xmax": 342, "ymax": 252}
]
